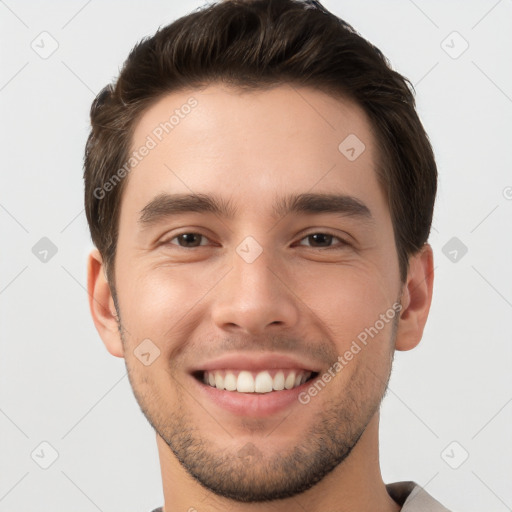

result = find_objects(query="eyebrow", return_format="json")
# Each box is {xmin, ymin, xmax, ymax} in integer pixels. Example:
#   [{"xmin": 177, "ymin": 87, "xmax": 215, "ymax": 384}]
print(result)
[{"xmin": 138, "ymin": 192, "xmax": 373, "ymax": 226}]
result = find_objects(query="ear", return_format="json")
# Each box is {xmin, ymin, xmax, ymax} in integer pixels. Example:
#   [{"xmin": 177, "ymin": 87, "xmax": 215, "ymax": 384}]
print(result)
[
  {"xmin": 395, "ymin": 243, "xmax": 434, "ymax": 351},
  {"xmin": 87, "ymin": 248, "xmax": 124, "ymax": 358}
]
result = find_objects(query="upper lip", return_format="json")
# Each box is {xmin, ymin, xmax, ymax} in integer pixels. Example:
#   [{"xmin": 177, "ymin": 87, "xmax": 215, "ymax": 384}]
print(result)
[{"xmin": 189, "ymin": 352, "xmax": 323, "ymax": 374}]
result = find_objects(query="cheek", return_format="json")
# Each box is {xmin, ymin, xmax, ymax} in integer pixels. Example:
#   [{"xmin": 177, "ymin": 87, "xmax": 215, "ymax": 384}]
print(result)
[
  {"xmin": 295, "ymin": 264, "xmax": 399, "ymax": 373},
  {"xmin": 116, "ymin": 263, "xmax": 221, "ymax": 346},
  {"xmin": 300, "ymin": 264, "xmax": 395, "ymax": 327},
  {"xmin": 115, "ymin": 269, "xmax": 181, "ymax": 348}
]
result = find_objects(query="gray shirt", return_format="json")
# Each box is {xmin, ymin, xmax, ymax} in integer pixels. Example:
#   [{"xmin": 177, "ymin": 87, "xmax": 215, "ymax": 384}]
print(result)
[{"xmin": 386, "ymin": 481, "xmax": 451, "ymax": 511}]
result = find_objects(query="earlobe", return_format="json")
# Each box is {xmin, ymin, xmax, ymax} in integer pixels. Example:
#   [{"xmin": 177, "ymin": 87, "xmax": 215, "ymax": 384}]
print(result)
[
  {"xmin": 87, "ymin": 249, "xmax": 124, "ymax": 358},
  {"xmin": 395, "ymin": 243, "xmax": 434, "ymax": 351}
]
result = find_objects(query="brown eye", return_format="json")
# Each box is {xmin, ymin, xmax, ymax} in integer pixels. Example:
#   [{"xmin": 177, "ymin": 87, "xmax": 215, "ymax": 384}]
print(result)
[
  {"xmin": 170, "ymin": 233, "xmax": 206, "ymax": 248},
  {"xmin": 297, "ymin": 232, "xmax": 348, "ymax": 249},
  {"xmin": 306, "ymin": 233, "xmax": 333, "ymax": 247}
]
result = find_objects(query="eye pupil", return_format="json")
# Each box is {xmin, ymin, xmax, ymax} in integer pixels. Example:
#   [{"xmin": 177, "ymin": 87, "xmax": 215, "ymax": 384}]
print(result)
[
  {"xmin": 309, "ymin": 233, "xmax": 332, "ymax": 246},
  {"xmin": 179, "ymin": 233, "xmax": 201, "ymax": 247}
]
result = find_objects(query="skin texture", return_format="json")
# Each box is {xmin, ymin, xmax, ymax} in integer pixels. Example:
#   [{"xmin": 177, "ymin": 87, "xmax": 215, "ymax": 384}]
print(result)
[{"xmin": 88, "ymin": 84, "xmax": 434, "ymax": 511}]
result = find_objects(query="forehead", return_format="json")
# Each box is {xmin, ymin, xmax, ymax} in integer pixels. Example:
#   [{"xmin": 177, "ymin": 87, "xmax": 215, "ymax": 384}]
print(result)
[{"xmin": 122, "ymin": 83, "xmax": 386, "ymax": 222}]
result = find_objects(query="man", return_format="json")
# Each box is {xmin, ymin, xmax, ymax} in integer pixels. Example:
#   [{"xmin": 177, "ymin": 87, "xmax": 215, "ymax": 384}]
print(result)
[{"xmin": 84, "ymin": 0, "xmax": 448, "ymax": 510}]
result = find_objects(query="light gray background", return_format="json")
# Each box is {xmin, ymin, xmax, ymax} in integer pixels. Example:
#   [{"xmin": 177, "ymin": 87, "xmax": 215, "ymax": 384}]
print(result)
[{"xmin": 1, "ymin": 1, "xmax": 511, "ymax": 510}]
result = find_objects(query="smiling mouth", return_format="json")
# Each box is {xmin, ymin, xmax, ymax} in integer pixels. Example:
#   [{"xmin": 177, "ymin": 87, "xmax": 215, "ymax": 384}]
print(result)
[{"xmin": 193, "ymin": 369, "xmax": 319, "ymax": 393}]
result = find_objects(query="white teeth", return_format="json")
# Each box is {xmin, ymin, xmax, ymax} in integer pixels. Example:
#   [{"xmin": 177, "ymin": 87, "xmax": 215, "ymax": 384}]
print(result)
[
  {"xmin": 202, "ymin": 369, "xmax": 312, "ymax": 393},
  {"xmin": 273, "ymin": 370, "xmax": 285, "ymax": 391},
  {"xmin": 254, "ymin": 371, "xmax": 273, "ymax": 393},
  {"xmin": 284, "ymin": 372, "xmax": 296, "ymax": 390},
  {"xmin": 224, "ymin": 372, "xmax": 237, "ymax": 391},
  {"xmin": 237, "ymin": 371, "xmax": 255, "ymax": 392}
]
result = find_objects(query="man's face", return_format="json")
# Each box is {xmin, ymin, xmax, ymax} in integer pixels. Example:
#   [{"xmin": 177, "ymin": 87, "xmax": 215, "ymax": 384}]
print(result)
[{"xmin": 111, "ymin": 84, "xmax": 403, "ymax": 501}]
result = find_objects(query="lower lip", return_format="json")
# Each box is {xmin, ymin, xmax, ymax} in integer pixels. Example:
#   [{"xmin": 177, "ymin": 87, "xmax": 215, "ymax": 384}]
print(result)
[{"xmin": 191, "ymin": 374, "xmax": 315, "ymax": 417}]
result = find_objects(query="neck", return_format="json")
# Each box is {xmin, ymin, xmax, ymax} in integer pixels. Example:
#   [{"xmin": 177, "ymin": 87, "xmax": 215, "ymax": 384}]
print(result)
[{"xmin": 156, "ymin": 412, "xmax": 401, "ymax": 512}]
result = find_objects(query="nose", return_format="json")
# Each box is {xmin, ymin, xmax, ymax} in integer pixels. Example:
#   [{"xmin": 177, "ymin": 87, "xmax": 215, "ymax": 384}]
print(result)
[{"xmin": 211, "ymin": 247, "xmax": 300, "ymax": 336}]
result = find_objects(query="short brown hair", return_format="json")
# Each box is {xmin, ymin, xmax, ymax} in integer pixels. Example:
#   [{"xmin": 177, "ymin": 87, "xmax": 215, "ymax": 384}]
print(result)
[{"xmin": 84, "ymin": 0, "xmax": 437, "ymax": 284}]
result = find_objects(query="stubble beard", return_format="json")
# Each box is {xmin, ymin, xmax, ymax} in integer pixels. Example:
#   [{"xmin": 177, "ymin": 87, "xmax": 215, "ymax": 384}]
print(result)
[{"xmin": 119, "ymin": 317, "xmax": 397, "ymax": 503}]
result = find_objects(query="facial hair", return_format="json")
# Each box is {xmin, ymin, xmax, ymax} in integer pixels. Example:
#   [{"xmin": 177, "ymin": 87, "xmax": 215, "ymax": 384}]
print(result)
[{"xmin": 119, "ymin": 312, "xmax": 398, "ymax": 503}]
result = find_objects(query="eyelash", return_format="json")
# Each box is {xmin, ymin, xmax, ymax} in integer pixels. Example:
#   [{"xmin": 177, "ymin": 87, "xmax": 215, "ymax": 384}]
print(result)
[{"xmin": 164, "ymin": 231, "xmax": 350, "ymax": 250}]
